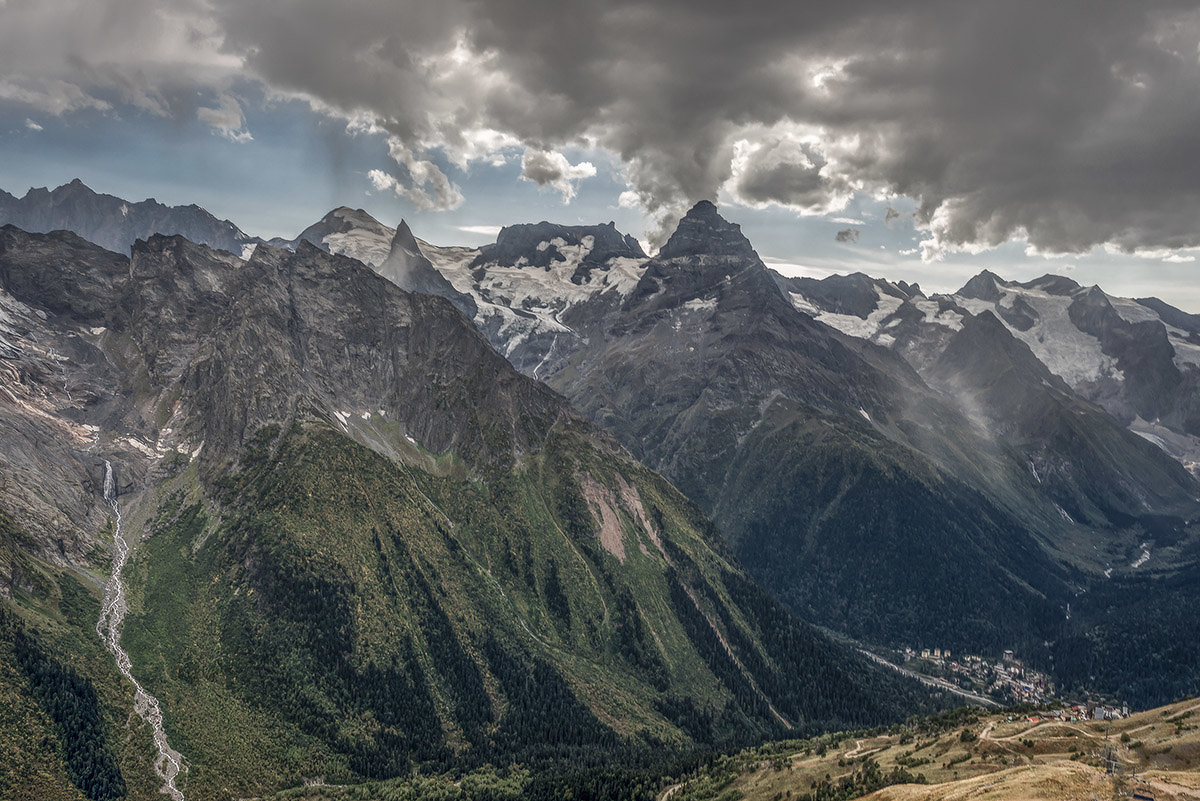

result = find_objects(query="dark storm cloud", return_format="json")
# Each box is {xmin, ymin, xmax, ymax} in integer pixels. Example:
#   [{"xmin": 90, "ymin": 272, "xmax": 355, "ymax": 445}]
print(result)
[{"xmin": 6, "ymin": 0, "xmax": 1200, "ymax": 254}]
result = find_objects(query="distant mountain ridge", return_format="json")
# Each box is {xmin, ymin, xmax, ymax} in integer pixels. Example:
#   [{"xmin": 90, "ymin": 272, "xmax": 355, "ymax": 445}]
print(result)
[{"xmin": 0, "ymin": 178, "xmax": 261, "ymax": 256}]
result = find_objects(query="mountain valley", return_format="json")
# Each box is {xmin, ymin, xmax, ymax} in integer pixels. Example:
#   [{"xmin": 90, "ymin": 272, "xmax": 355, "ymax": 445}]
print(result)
[
  {"xmin": 0, "ymin": 221, "xmax": 942, "ymax": 800},
  {"xmin": 2, "ymin": 180, "xmax": 1199, "ymax": 799}
]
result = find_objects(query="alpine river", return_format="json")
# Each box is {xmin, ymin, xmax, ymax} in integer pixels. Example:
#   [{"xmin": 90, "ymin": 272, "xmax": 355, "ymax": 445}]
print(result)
[{"xmin": 96, "ymin": 460, "xmax": 187, "ymax": 800}]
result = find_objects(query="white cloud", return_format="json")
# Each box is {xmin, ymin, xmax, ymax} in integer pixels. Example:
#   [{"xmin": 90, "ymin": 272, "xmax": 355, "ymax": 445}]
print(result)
[
  {"xmin": 441, "ymin": 128, "xmax": 521, "ymax": 169},
  {"xmin": 723, "ymin": 124, "xmax": 860, "ymax": 218},
  {"xmin": 455, "ymin": 225, "xmax": 502, "ymax": 237},
  {"xmin": 368, "ymin": 138, "xmax": 465, "ymax": 212},
  {"xmin": 197, "ymin": 94, "xmax": 252, "ymax": 142},
  {"xmin": 5, "ymin": 0, "xmax": 1200, "ymax": 267},
  {"xmin": 830, "ymin": 216, "xmax": 866, "ymax": 225},
  {"xmin": 519, "ymin": 149, "xmax": 597, "ymax": 202},
  {"xmin": 368, "ymin": 169, "xmax": 397, "ymax": 192},
  {"xmin": 760, "ymin": 255, "xmax": 841, "ymax": 280},
  {"xmin": 24, "ymin": 118, "xmax": 43, "ymax": 131},
  {"xmin": 618, "ymin": 190, "xmax": 642, "ymax": 209},
  {"xmin": 0, "ymin": 0, "xmax": 241, "ymax": 118},
  {"xmin": 1104, "ymin": 243, "xmax": 1200, "ymax": 262},
  {"xmin": 0, "ymin": 77, "xmax": 110, "ymax": 115}
]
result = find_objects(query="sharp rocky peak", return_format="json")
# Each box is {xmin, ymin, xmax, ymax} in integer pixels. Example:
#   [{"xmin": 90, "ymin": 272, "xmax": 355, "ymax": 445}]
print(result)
[
  {"xmin": 378, "ymin": 220, "xmax": 477, "ymax": 319},
  {"xmin": 623, "ymin": 202, "xmax": 788, "ymax": 317},
  {"xmin": 391, "ymin": 218, "xmax": 422, "ymax": 255},
  {"xmin": 956, "ymin": 269, "xmax": 1007, "ymax": 301},
  {"xmin": 657, "ymin": 200, "xmax": 756, "ymax": 261},
  {"xmin": 52, "ymin": 178, "xmax": 93, "ymax": 196},
  {"xmin": 932, "ymin": 310, "xmax": 1069, "ymax": 394}
]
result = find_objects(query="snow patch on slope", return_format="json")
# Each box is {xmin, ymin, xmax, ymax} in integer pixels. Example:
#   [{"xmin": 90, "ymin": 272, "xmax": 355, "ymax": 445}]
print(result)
[
  {"xmin": 427, "ymin": 233, "xmax": 648, "ymax": 354},
  {"xmin": 911, "ymin": 298, "xmax": 964, "ymax": 331},
  {"xmin": 1130, "ymin": 417, "xmax": 1200, "ymax": 477},
  {"xmin": 1108, "ymin": 295, "xmax": 1161, "ymax": 325},
  {"xmin": 957, "ymin": 289, "xmax": 1122, "ymax": 386},
  {"xmin": 683, "ymin": 297, "xmax": 718, "ymax": 313},
  {"xmin": 815, "ymin": 291, "xmax": 904, "ymax": 342},
  {"xmin": 323, "ymin": 229, "xmax": 393, "ymax": 268},
  {"xmin": 788, "ymin": 292, "xmax": 820, "ymax": 316},
  {"xmin": 1165, "ymin": 326, "xmax": 1200, "ymax": 368}
]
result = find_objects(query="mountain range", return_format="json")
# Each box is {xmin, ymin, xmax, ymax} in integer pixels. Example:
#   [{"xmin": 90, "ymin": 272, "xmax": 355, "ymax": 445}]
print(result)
[
  {"xmin": 0, "ymin": 217, "xmax": 939, "ymax": 799},
  {"xmin": 1, "ymin": 179, "xmax": 1198, "ymax": 798},
  {"xmin": 776, "ymin": 269, "xmax": 1200, "ymax": 475},
  {"xmin": 434, "ymin": 201, "xmax": 1200, "ymax": 707}
]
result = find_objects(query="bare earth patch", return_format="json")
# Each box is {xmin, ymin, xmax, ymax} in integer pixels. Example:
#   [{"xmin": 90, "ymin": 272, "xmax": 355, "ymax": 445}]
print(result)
[{"xmin": 579, "ymin": 474, "xmax": 626, "ymax": 562}]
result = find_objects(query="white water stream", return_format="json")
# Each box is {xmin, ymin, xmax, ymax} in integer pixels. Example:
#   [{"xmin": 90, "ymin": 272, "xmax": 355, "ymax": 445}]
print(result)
[{"xmin": 95, "ymin": 460, "xmax": 187, "ymax": 800}]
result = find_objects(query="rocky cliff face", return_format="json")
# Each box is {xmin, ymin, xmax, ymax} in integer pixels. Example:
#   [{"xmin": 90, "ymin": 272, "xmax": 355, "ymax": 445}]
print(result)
[
  {"xmin": 930, "ymin": 311, "xmax": 1198, "ymax": 531},
  {"xmin": 0, "ymin": 226, "xmax": 143, "ymax": 584},
  {"xmin": 373, "ymin": 221, "xmax": 478, "ymax": 319},
  {"xmin": 421, "ymin": 221, "xmax": 651, "ymax": 379},
  {"xmin": 472, "ymin": 220, "xmax": 644, "ymax": 276}
]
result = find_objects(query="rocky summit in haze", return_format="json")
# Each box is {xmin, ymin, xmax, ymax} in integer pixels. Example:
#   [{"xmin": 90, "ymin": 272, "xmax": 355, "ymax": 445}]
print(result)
[
  {"xmin": 0, "ymin": 179, "xmax": 262, "ymax": 257},
  {"xmin": 777, "ymin": 268, "xmax": 1200, "ymax": 475}
]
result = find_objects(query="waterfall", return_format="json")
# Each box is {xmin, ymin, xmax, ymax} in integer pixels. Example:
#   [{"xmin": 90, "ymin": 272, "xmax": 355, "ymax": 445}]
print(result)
[
  {"xmin": 96, "ymin": 460, "xmax": 187, "ymax": 800},
  {"xmin": 103, "ymin": 460, "xmax": 115, "ymax": 502}
]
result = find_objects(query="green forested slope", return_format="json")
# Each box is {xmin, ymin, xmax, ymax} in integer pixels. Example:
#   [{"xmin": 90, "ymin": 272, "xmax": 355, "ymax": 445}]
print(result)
[{"xmin": 115, "ymin": 417, "xmax": 940, "ymax": 799}]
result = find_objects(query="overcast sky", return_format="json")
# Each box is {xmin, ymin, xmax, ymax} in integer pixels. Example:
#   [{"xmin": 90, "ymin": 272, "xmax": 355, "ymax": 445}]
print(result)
[{"xmin": 2, "ymin": 0, "xmax": 1199, "ymax": 309}]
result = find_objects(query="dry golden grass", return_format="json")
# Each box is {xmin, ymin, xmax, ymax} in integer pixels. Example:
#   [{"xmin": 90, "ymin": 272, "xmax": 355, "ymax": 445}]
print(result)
[
  {"xmin": 867, "ymin": 762, "xmax": 1102, "ymax": 801},
  {"xmin": 670, "ymin": 698, "xmax": 1200, "ymax": 801}
]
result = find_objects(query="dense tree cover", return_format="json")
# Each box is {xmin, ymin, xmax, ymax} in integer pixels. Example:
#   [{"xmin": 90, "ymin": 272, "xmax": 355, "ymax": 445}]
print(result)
[
  {"xmin": 114, "ymin": 418, "xmax": 949, "ymax": 798},
  {"xmin": 724, "ymin": 424, "xmax": 1066, "ymax": 657},
  {"xmin": 541, "ymin": 557, "xmax": 572, "ymax": 630},
  {"xmin": 662, "ymin": 538, "xmax": 944, "ymax": 739},
  {"xmin": 480, "ymin": 635, "xmax": 617, "ymax": 758},
  {"xmin": 2, "ymin": 610, "xmax": 126, "ymax": 801},
  {"xmin": 1050, "ymin": 570, "xmax": 1200, "ymax": 707},
  {"xmin": 612, "ymin": 588, "xmax": 670, "ymax": 692}
]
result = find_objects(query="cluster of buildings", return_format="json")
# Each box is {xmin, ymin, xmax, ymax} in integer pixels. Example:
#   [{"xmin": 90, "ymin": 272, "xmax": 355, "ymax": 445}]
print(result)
[
  {"xmin": 899, "ymin": 646, "xmax": 1056, "ymax": 705},
  {"xmin": 1023, "ymin": 701, "xmax": 1129, "ymax": 723},
  {"xmin": 894, "ymin": 645, "xmax": 1135, "ymax": 715}
]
